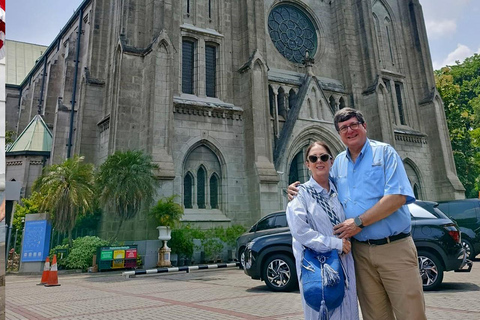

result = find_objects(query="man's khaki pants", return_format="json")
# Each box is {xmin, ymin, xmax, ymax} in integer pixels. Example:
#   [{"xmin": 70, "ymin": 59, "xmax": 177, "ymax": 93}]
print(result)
[{"xmin": 352, "ymin": 237, "xmax": 427, "ymax": 320}]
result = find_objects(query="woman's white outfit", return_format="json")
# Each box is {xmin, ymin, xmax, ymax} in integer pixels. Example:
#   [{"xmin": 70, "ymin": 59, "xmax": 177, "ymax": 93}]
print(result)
[{"xmin": 286, "ymin": 177, "xmax": 359, "ymax": 320}]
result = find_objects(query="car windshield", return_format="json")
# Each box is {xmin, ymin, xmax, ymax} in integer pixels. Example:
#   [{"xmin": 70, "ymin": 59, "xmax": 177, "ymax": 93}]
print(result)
[{"xmin": 408, "ymin": 203, "xmax": 437, "ymax": 219}]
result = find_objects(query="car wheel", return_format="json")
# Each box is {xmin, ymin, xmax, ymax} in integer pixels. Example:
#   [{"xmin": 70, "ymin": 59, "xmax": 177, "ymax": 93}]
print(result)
[
  {"xmin": 462, "ymin": 239, "xmax": 475, "ymax": 260},
  {"xmin": 238, "ymin": 247, "xmax": 245, "ymax": 269},
  {"xmin": 418, "ymin": 251, "xmax": 444, "ymax": 291},
  {"xmin": 262, "ymin": 254, "xmax": 298, "ymax": 292}
]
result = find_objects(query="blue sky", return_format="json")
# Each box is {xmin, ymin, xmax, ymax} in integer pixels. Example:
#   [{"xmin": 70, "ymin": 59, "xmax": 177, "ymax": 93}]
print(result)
[{"xmin": 6, "ymin": 0, "xmax": 480, "ymax": 70}]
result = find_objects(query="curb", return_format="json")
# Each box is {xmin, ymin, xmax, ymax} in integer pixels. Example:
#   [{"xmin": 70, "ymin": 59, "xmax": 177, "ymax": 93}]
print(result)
[{"xmin": 122, "ymin": 262, "xmax": 241, "ymax": 278}]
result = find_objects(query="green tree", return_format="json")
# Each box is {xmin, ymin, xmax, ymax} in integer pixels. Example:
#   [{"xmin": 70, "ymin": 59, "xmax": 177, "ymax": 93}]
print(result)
[
  {"xmin": 12, "ymin": 192, "xmax": 45, "ymax": 231},
  {"xmin": 96, "ymin": 150, "xmax": 159, "ymax": 240},
  {"xmin": 33, "ymin": 156, "xmax": 96, "ymax": 245},
  {"xmin": 435, "ymin": 53, "xmax": 480, "ymax": 198}
]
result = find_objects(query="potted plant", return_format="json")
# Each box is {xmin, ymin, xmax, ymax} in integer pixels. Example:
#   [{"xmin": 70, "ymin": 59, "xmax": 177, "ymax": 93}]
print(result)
[
  {"xmin": 149, "ymin": 195, "xmax": 184, "ymax": 267},
  {"xmin": 150, "ymin": 195, "xmax": 184, "ymax": 240}
]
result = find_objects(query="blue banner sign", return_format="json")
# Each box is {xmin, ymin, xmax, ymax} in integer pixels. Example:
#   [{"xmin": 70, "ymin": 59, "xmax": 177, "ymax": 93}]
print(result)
[{"xmin": 21, "ymin": 220, "xmax": 52, "ymax": 262}]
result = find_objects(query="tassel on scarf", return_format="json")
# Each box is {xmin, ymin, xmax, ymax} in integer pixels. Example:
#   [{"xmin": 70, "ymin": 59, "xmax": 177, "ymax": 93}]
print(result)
[
  {"xmin": 319, "ymin": 300, "xmax": 329, "ymax": 320},
  {"xmin": 321, "ymin": 263, "xmax": 340, "ymax": 287}
]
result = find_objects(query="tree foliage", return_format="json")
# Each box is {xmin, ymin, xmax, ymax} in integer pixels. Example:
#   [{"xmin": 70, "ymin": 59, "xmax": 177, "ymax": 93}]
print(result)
[
  {"xmin": 32, "ymin": 156, "xmax": 96, "ymax": 245},
  {"xmin": 149, "ymin": 195, "xmax": 184, "ymax": 228},
  {"xmin": 435, "ymin": 53, "xmax": 480, "ymax": 197},
  {"xmin": 12, "ymin": 192, "xmax": 45, "ymax": 230},
  {"xmin": 96, "ymin": 150, "xmax": 159, "ymax": 240}
]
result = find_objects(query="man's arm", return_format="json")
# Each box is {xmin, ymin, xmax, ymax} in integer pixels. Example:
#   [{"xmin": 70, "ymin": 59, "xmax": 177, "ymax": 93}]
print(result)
[
  {"xmin": 287, "ymin": 181, "xmax": 300, "ymax": 201},
  {"xmin": 333, "ymin": 194, "xmax": 406, "ymax": 239}
]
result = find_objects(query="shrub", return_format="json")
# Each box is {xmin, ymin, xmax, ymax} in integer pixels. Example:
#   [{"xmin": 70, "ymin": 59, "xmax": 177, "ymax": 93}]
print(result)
[
  {"xmin": 50, "ymin": 243, "xmax": 70, "ymax": 268},
  {"xmin": 169, "ymin": 225, "xmax": 195, "ymax": 259},
  {"xmin": 63, "ymin": 236, "xmax": 110, "ymax": 271}
]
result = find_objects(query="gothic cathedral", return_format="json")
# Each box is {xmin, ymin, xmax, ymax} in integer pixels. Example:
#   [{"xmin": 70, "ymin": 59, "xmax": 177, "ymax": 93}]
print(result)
[{"xmin": 6, "ymin": 0, "xmax": 465, "ymax": 240}]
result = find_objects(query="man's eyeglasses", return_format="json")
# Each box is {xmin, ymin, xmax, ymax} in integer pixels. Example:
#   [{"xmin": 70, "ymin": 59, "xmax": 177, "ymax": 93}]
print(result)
[
  {"xmin": 308, "ymin": 154, "xmax": 332, "ymax": 163},
  {"xmin": 338, "ymin": 121, "xmax": 364, "ymax": 134}
]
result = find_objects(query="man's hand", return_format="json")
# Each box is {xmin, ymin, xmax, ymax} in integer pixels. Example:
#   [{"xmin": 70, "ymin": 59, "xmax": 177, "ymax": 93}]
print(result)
[
  {"xmin": 342, "ymin": 238, "xmax": 351, "ymax": 254},
  {"xmin": 333, "ymin": 218, "xmax": 362, "ymax": 239},
  {"xmin": 287, "ymin": 181, "xmax": 300, "ymax": 201}
]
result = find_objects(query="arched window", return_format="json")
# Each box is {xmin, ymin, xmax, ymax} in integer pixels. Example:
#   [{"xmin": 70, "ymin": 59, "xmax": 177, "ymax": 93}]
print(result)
[
  {"xmin": 184, "ymin": 172, "xmax": 193, "ymax": 208},
  {"xmin": 395, "ymin": 82, "xmax": 406, "ymax": 125},
  {"xmin": 197, "ymin": 166, "xmax": 206, "ymax": 209},
  {"xmin": 329, "ymin": 96, "xmax": 336, "ymax": 112},
  {"xmin": 289, "ymin": 150, "xmax": 308, "ymax": 185},
  {"xmin": 210, "ymin": 174, "xmax": 219, "ymax": 209},
  {"xmin": 277, "ymin": 87, "xmax": 286, "ymax": 119},
  {"xmin": 269, "ymin": 86, "xmax": 275, "ymax": 117},
  {"xmin": 413, "ymin": 184, "xmax": 419, "ymax": 200},
  {"xmin": 288, "ymin": 89, "xmax": 297, "ymax": 110},
  {"xmin": 182, "ymin": 39, "xmax": 195, "ymax": 94},
  {"xmin": 205, "ymin": 43, "xmax": 217, "ymax": 97},
  {"xmin": 184, "ymin": 145, "xmax": 222, "ymax": 210},
  {"xmin": 339, "ymin": 97, "xmax": 346, "ymax": 109}
]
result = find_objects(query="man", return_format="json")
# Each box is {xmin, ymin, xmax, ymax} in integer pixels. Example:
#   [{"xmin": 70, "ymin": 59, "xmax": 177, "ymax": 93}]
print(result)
[{"xmin": 288, "ymin": 108, "xmax": 426, "ymax": 320}]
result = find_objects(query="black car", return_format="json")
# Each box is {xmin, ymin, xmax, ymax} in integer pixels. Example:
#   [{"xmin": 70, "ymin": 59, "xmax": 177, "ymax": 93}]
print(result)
[
  {"xmin": 236, "ymin": 211, "xmax": 289, "ymax": 268},
  {"xmin": 241, "ymin": 201, "xmax": 471, "ymax": 291},
  {"xmin": 437, "ymin": 199, "xmax": 480, "ymax": 260}
]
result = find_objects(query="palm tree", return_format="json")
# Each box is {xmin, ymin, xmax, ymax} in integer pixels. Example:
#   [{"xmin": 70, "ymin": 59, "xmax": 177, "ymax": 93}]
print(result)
[
  {"xmin": 96, "ymin": 150, "xmax": 159, "ymax": 240},
  {"xmin": 33, "ymin": 156, "xmax": 96, "ymax": 246}
]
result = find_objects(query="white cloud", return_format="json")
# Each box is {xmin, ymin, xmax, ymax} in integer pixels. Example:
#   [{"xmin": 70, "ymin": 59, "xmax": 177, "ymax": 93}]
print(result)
[
  {"xmin": 434, "ymin": 44, "xmax": 474, "ymax": 69},
  {"xmin": 425, "ymin": 19, "xmax": 457, "ymax": 39}
]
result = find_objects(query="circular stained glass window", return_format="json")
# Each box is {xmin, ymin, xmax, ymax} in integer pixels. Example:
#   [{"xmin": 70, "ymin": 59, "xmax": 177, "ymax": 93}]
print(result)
[{"xmin": 268, "ymin": 4, "xmax": 318, "ymax": 64}]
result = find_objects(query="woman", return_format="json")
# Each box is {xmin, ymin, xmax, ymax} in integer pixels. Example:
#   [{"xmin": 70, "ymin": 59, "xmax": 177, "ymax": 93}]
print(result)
[{"xmin": 286, "ymin": 141, "xmax": 358, "ymax": 320}]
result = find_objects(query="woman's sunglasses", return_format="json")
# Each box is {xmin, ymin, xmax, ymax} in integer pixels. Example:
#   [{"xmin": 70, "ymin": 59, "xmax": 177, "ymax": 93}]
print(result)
[{"xmin": 308, "ymin": 154, "xmax": 332, "ymax": 163}]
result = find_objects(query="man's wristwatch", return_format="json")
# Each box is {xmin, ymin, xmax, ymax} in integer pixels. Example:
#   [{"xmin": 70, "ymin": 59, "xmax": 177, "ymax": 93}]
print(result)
[{"xmin": 354, "ymin": 216, "xmax": 364, "ymax": 229}]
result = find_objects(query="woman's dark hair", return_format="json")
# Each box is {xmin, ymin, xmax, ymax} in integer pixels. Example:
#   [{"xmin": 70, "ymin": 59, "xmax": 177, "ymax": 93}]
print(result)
[
  {"xmin": 304, "ymin": 141, "xmax": 333, "ymax": 162},
  {"xmin": 333, "ymin": 108, "xmax": 366, "ymax": 131}
]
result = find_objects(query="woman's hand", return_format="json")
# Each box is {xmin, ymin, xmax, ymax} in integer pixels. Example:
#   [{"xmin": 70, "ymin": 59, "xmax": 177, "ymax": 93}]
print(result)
[{"xmin": 342, "ymin": 238, "xmax": 351, "ymax": 254}]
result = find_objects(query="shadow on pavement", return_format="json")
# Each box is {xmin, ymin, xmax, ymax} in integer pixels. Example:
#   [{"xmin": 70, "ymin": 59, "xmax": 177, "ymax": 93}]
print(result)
[
  {"xmin": 246, "ymin": 285, "xmax": 300, "ymax": 293},
  {"xmin": 435, "ymin": 282, "xmax": 480, "ymax": 292}
]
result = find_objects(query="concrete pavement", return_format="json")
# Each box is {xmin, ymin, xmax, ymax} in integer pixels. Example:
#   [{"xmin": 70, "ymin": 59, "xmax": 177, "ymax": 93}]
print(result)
[{"xmin": 5, "ymin": 259, "xmax": 480, "ymax": 319}]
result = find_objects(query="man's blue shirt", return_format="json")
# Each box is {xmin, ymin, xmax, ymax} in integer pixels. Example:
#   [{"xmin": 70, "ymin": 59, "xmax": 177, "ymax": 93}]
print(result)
[{"xmin": 331, "ymin": 139, "xmax": 415, "ymax": 241}]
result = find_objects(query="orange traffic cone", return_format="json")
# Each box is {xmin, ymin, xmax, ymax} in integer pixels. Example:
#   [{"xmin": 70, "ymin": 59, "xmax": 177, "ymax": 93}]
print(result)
[
  {"xmin": 37, "ymin": 257, "xmax": 50, "ymax": 285},
  {"xmin": 44, "ymin": 254, "xmax": 61, "ymax": 287}
]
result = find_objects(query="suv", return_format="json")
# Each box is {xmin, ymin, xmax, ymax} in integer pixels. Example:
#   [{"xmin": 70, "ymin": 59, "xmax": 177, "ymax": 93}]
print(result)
[
  {"xmin": 437, "ymin": 199, "xmax": 480, "ymax": 260},
  {"xmin": 236, "ymin": 211, "xmax": 289, "ymax": 268},
  {"xmin": 241, "ymin": 201, "xmax": 471, "ymax": 291}
]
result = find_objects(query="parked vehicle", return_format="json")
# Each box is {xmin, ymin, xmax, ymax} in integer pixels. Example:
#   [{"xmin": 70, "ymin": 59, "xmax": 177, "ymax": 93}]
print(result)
[
  {"xmin": 236, "ymin": 211, "xmax": 289, "ymax": 268},
  {"xmin": 241, "ymin": 201, "xmax": 471, "ymax": 291},
  {"xmin": 437, "ymin": 199, "xmax": 480, "ymax": 260}
]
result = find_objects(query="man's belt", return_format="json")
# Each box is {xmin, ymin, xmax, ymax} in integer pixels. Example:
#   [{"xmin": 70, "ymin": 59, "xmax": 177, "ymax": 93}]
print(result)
[{"xmin": 354, "ymin": 232, "xmax": 411, "ymax": 246}]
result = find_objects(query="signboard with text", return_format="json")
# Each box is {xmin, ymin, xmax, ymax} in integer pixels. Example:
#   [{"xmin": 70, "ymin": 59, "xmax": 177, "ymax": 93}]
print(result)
[{"xmin": 21, "ymin": 220, "xmax": 52, "ymax": 262}]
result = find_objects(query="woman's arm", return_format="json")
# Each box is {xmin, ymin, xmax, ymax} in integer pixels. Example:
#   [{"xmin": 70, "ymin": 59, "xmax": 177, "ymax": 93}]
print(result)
[{"xmin": 286, "ymin": 191, "xmax": 343, "ymax": 253}]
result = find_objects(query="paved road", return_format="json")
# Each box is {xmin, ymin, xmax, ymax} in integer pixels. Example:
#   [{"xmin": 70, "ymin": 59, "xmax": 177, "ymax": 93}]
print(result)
[{"xmin": 5, "ymin": 259, "xmax": 480, "ymax": 319}]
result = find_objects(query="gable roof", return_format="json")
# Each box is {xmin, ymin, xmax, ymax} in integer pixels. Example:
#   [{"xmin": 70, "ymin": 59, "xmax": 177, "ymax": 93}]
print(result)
[{"xmin": 6, "ymin": 115, "xmax": 52, "ymax": 155}]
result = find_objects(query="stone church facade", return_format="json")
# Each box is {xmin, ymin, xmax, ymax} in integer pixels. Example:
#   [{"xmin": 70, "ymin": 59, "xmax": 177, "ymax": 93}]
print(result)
[{"xmin": 6, "ymin": 0, "xmax": 465, "ymax": 240}]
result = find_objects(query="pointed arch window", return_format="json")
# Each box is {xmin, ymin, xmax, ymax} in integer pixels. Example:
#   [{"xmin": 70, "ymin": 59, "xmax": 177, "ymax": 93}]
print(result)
[
  {"xmin": 329, "ymin": 96, "xmax": 336, "ymax": 112},
  {"xmin": 197, "ymin": 166, "xmax": 206, "ymax": 209},
  {"xmin": 289, "ymin": 150, "xmax": 308, "ymax": 185},
  {"xmin": 269, "ymin": 86, "xmax": 275, "ymax": 117},
  {"xmin": 210, "ymin": 174, "xmax": 219, "ymax": 209},
  {"xmin": 184, "ymin": 172, "xmax": 194, "ymax": 209},
  {"xmin": 277, "ymin": 87, "xmax": 286, "ymax": 119},
  {"xmin": 288, "ymin": 89, "xmax": 297, "ymax": 110},
  {"xmin": 184, "ymin": 145, "xmax": 223, "ymax": 210}
]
